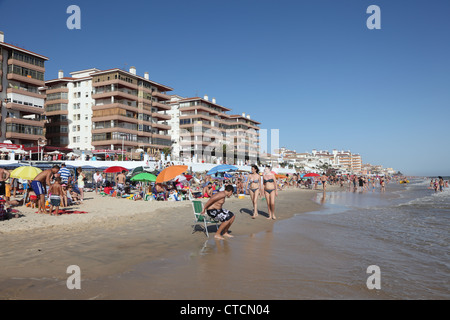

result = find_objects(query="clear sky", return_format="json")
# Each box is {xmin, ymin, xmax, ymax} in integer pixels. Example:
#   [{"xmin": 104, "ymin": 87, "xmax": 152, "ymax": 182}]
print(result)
[{"xmin": 1, "ymin": 0, "xmax": 449, "ymax": 176}]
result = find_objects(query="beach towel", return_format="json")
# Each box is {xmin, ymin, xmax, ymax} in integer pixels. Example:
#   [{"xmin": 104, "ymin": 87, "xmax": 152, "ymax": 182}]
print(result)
[
  {"xmin": 35, "ymin": 210, "xmax": 88, "ymax": 215},
  {"xmin": 58, "ymin": 209, "xmax": 88, "ymax": 215}
]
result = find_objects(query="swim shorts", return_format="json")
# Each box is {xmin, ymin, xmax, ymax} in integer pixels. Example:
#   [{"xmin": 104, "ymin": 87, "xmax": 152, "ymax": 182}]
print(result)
[
  {"xmin": 207, "ymin": 208, "xmax": 234, "ymax": 222},
  {"xmin": 50, "ymin": 195, "xmax": 61, "ymax": 207},
  {"xmin": 31, "ymin": 181, "xmax": 45, "ymax": 196}
]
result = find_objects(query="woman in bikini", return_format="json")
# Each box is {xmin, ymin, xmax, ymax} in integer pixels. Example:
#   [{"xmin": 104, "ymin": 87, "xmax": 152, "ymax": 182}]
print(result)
[
  {"xmin": 262, "ymin": 166, "xmax": 278, "ymax": 220},
  {"xmin": 246, "ymin": 164, "xmax": 261, "ymax": 219}
]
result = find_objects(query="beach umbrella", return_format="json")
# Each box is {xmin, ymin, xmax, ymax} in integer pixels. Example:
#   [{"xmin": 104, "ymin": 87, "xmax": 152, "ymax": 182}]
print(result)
[
  {"xmin": 174, "ymin": 174, "xmax": 187, "ymax": 183},
  {"xmin": 275, "ymin": 174, "xmax": 287, "ymax": 179},
  {"xmin": 10, "ymin": 166, "xmax": 42, "ymax": 180},
  {"xmin": 207, "ymin": 164, "xmax": 238, "ymax": 176},
  {"xmin": 130, "ymin": 166, "xmax": 152, "ymax": 175},
  {"xmin": 104, "ymin": 166, "xmax": 129, "ymax": 173},
  {"xmin": 130, "ymin": 172, "xmax": 157, "ymax": 182},
  {"xmin": 156, "ymin": 165, "xmax": 188, "ymax": 183},
  {"xmin": 174, "ymin": 174, "xmax": 193, "ymax": 183},
  {"xmin": 304, "ymin": 173, "xmax": 320, "ymax": 177}
]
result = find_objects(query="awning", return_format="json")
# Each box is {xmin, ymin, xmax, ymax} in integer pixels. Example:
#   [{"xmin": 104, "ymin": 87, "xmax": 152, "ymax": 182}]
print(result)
[
  {"xmin": 92, "ymin": 149, "xmax": 124, "ymax": 154},
  {"xmin": 23, "ymin": 146, "xmax": 73, "ymax": 154},
  {"xmin": 0, "ymin": 142, "xmax": 24, "ymax": 150}
]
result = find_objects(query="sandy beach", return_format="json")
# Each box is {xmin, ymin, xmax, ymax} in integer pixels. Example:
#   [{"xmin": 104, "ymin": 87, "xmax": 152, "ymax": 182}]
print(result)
[{"xmin": 0, "ymin": 185, "xmax": 335, "ymax": 299}]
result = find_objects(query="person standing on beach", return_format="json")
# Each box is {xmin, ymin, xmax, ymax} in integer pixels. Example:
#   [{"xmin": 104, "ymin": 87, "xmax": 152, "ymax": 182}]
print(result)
[
  {"xmin": 49, "ymin": 177, "xmax": 64, "ymax": 216},
  {"xmin": 32, "ymin": 165, "xmax": 60, "ymax": 214},
  {"xmin": 116, "ymin": 170, "xmax": 126, "ymax": 194},
  {"xmin": 93, "ymin": 170, "xmax": 102, "ymax": 194},
  {"xmin": 201, "ymin": 184, "xmax": 236, "ymax": 240},
  {"xmin": 76, "ymin": 167, "xmax": 85, "ymax": 202},
  {"xmin": 246, "ymin": 164, "xmax": 262, "ymax": 219},
  {"xmin": 262, "ymin": 166, "xmax": 278, "ymax": 220},
  {"xmin": 58, "ymin": 163, "xmax": 72, "ymax": 185},
  {"xmin": 321, "ymin": 173, "xmax": 328, "ymax": 192},
  {"xmin": 0, "ymin": 167, "xmax": 10, "ymax": 198}
]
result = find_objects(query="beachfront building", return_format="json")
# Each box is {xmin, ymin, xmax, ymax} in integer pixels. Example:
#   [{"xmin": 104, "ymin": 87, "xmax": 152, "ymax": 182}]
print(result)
[
  {"xmin": 333, "ymin": 150, "xmax": 362, "ymax": 173},
  {"xmin": 91, "ymin": 67, "xmax": 172, "ymax": 156},
  {"xmin": 168, "ymin": 95, "xmax": 231, "ymax": 163},
  {"xmin": 0, "ymin": 31, "xmax": 48, "ymax": 147},
  {"xmin": 226, "ymin": 113, "xmax": 260, "ymax": 164},
  {"xmin": 168, "ymin": 95, "xmax": 262, "ymax": 164},
  {"xmin": 44, "ymin": 66, "xmax": 173, "ymax": 157},
  {"xmin": 44, "ymin": 68, "xmax": 99, "ymax": 149}
]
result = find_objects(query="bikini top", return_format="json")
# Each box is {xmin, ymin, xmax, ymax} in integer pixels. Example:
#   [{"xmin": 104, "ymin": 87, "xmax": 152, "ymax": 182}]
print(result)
[
  {"xmin": 250, "ymin": 179, "xmax": 260, "ymax": 184},
  {"xmin": 263, "ymin": 178, "xmax": 274, "ymax": 184}
]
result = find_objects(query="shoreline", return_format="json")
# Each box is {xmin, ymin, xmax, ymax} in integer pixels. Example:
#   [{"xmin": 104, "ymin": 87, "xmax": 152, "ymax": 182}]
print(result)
[{"xmin": 0, "ymin": 186, "xmax": 342, "ymax": 299}]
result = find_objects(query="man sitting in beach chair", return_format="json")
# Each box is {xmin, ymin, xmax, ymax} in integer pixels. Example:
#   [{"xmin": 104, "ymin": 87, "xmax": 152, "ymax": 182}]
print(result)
[{"xmin": 200, "ymin": 185, "xmax": 236, "ymax": 240}]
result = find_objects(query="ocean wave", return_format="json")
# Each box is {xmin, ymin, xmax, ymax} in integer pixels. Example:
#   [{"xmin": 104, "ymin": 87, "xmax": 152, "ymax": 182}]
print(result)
[{"xmin": 396, "ymin": 187, "xmax": 450, "ymax": 209}]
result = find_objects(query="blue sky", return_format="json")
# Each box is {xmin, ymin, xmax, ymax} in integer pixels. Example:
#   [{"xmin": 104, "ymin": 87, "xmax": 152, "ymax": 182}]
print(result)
[{"xmin": 1, "ymin": 0, "xmax": 449, "ymax": 176}]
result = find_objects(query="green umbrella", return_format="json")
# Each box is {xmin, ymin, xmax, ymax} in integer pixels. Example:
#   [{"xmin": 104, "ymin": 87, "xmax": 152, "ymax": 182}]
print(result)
[{"xmin": 130, "ymin": 172, "xmax": 157, "ymax": 182}]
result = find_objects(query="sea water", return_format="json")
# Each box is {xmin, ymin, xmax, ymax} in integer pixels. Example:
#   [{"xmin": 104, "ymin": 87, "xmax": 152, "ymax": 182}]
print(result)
[
  {"xmin": 102, "ymin": 179, "xmax": 448, "ymax": 299},
  {"xmin": 178, "ymin": 179, "xmax": 450, "ymax": 299}
]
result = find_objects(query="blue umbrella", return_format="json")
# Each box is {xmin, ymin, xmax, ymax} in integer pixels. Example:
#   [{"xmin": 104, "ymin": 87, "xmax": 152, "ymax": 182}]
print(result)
[{"xmin": 207, "ymin": 164, "xmax": 238, "ymax": 176}]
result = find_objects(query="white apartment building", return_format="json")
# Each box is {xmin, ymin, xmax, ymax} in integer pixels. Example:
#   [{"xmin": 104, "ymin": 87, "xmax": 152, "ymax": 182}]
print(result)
[{"xmin": 45, "ymin": 68, "xmax": 98, "ymax": 150}]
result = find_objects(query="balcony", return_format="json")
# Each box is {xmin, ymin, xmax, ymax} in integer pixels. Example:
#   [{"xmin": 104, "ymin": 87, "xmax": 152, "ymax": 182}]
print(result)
[
  {"xmin": 151, "ymin": 122, "xmax": 171, "ymax": 131},
  {"xmin": 8, "ymin": 58, "xmax": 45, "ymax": 73},
  {"xmin": 151, "ymin": 91, "xmax": 171, "ymax": 100},
  {"xmin": 151, "ymin": 112, "xmax": 171, "ymax": 121},
  {"xmin": 6, "ymin": 102, "xmax": 45, "ymax": 115},
  {"xmin": 5, "ymin": 117, "xmax": 46, "ymax": 127},
  {"xmin": 92, "ymin": 78, "xmax": 138, "ymax": 90},
  {"xmin": 92, "ymin": 88, "xmax": 138, "ymax": 101},
  {"xmin": 152, "ymin": 101, "xmax": 170, "ymax": 111},
  {"xmin": 46, "ymin": 87, "xmax": 69, "ymax": 95},
  {"xmin": 5, "ymin": 122, "xmax": 44, "ymax": 141},
  {"xmin": 7, "ymin": 73, "xmax": 45, "ymax": 87},
  {"xmin": 7, "ymin": 87, "xmax": 46, "ymax": 100}
]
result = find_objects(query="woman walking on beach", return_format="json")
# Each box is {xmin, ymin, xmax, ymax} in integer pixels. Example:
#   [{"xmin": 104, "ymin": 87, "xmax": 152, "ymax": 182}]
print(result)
[
  {"xmin": 262, "ymin": 166, "xmax": 278, "ymax": 220},
  {"xmin": 246, "ymin": 164, "xmax": 262, "ymax": 219},
  {"xmin": 76, "ymin": 167, "xmax": 85, "ymax": 202}
]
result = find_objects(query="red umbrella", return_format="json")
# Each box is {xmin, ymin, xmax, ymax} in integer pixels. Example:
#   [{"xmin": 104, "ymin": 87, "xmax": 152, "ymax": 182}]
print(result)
[
  {"xmin": 304, "ymin": 173, "xmax": 320, "ymax": 177},
  {"xmin": 104, "ymin": 166, "xmax": 129, "ymax": 173}
]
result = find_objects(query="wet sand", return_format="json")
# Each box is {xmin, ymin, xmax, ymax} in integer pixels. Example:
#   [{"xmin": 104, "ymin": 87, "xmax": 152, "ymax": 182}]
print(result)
[{"xmin": 0, "ymin": 186, "xmax": 338, "ymax": 299}]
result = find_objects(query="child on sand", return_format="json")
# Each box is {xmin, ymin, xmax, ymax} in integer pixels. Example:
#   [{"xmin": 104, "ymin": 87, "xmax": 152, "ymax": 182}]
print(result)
[{"xmin": 49, "ymin": 177, "xmax": 64, "ymax": 216}]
